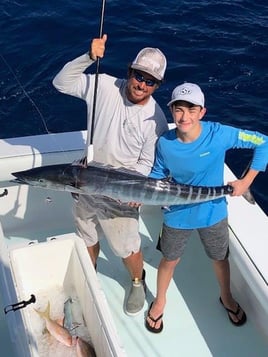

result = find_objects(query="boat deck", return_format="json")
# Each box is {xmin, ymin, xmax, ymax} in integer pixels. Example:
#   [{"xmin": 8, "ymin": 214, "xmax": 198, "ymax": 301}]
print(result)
[
  {"xmin": 97, "ymin": 205, "xmax": 268, "ymax": 357},
  {"xmin": 0, "ymin": 183, "xmax": 268, "ymax": 356}
]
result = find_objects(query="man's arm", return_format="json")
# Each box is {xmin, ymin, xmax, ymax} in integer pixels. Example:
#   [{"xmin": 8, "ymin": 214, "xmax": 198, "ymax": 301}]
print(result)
[{"xmin": 52, "ymin": 34, "xmax": 107, "ymax": 97}]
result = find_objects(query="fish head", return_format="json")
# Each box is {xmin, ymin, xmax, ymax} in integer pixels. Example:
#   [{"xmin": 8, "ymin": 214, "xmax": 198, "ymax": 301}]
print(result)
[{"xmin": 11, "ymin": 163, "xmax": 82, "ymax": 193}]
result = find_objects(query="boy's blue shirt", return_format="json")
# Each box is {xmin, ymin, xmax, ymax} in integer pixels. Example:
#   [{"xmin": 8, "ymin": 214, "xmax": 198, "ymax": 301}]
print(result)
[{"xmin": 150, "ymin": 121, "xmax": 268, "ymax": 229}]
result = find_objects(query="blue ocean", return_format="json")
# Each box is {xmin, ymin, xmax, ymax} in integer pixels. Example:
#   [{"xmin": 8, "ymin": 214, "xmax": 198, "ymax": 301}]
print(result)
[{"xmin": 1, "ymin": 0, "xmax": 268, "ymax": 214}]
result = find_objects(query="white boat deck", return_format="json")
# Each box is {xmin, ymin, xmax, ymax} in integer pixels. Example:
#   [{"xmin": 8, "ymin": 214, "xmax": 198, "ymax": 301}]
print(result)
[{"xmin": 0, "ymin": 131, "xmax": 268, "ymax": 356}]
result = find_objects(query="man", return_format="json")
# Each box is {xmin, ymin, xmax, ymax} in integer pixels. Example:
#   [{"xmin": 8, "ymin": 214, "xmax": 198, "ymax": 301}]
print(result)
[
  {"xmin": 53, "ymin": 34, "xmax": 168, "ymax": 315},
  {"xmin": 145, "ymin": 82, "xmax": 268, "ymax": 332}
]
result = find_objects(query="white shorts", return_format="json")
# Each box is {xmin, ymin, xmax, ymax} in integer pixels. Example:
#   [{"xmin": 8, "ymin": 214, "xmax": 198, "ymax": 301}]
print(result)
[{"xmin": 73, "ymin": 194, "xmax": 141, "ymax": 258}]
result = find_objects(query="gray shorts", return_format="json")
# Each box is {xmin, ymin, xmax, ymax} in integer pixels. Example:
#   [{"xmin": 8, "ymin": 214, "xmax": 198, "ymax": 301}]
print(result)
[
  {"xmin": 158, "ymin": 218, "xmax": 229, "ymax": 261},
  {"xmin": 73, "ymin": 194, "xmax": 141, "ymax": 258}
]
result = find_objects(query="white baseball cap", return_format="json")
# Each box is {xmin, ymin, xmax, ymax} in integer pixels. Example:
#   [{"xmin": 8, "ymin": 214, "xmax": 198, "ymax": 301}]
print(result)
[
  {"xmin": 167, "ymin": 83, "xmax": 205, "ymax": 107},
  {"xmin": 131, "ymin": 47, "xmax": 167, "ymax": 81}
]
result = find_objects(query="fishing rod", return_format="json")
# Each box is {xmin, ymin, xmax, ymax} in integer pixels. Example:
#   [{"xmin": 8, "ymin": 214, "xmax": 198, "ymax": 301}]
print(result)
[
  {"xmin": 81, "ymin": 0, "xmax": 106, "ymax": 166},
  {"xmin": 0, "ymin": 54, "xmax": 72, "ymax": 162},
  {"xmin": 0, "ymin": 54, "xmax": 50, "ymax": 135}
]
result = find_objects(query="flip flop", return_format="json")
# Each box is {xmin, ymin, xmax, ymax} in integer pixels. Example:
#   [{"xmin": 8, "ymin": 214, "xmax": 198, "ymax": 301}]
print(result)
[
  {"xmin": 145, "ymin": 302, "xmax": 163, "ymax": 333},
  {"xmin": 219, "ymin": 297, "xmax": 247, "ymax": 326}
]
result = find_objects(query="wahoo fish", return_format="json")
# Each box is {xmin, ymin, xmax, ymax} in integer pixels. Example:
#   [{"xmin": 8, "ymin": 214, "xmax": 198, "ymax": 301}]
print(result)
[
  {"xmin": 34, "ymin": 301, "xmax": 73, "ymax": 347},
  {"xmin": 12, "ymin": 161, "xmax": 235, "ymax": 205}
]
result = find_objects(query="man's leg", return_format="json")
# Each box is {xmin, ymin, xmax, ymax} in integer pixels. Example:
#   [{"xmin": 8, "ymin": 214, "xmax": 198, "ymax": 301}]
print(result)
[
  {"xmin": 123, "ymin": 250, "xmax": 146, "ymax": 315},
  {"xmin": 99, "ymin": 209, "xmax": 146, "ymax": 315},
  {"xmin": 73, "ymin": 194, "xmax": 102, "ymax": 268},
  {"xmin": 87, "ymin": 242, "xmax": 100, "ymax": 268},
  {"xmin": 123, "ymin": 250, "xmax": 144, "ymax": 280}
]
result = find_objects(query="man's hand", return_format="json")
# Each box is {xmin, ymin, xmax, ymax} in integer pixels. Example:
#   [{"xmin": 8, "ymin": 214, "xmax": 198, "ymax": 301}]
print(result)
[{"xmin": 89, "ymin": 34, "xmax": 107, "ymax": 61}]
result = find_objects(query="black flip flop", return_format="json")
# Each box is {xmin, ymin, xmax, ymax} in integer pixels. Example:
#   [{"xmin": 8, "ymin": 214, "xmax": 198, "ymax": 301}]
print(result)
[
  {"xmin": 145, "ymin": 302, "xmax": 164, "ymax": 333},
  {"xmin": 219, "ymin": 297, "xmax": 247, "ymax": 326}
]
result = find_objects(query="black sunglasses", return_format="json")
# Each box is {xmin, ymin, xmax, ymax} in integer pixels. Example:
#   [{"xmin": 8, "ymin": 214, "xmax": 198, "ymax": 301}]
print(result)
[{"xmin": 132, "ymin": 70, "xmax": 159, "ymax": 87}]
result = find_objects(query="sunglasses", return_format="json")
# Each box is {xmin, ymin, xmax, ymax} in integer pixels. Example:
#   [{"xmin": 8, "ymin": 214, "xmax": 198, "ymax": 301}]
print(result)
[{"xmin": 132, "ymin": 70, "xmax": 159, "ymax": 87}]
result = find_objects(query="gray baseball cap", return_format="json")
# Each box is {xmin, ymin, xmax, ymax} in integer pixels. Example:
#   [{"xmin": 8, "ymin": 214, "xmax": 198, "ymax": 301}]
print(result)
[
  {"xmin": 167, "ymin": 83, "xmax": 205, "ymax": 107},
  {"xmin": 130, "ymin": 47, "xmax": 167, "ymax": 81}
]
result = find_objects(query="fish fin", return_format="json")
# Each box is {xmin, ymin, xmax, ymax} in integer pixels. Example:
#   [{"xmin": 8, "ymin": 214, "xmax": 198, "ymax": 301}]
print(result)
[
  {"xmin": 64, "ymin": 297, "xmax": 73, "ymax": 303},
  {"xmin": 87, "ymin": 161, "xmax": 146, "ymax": 177},
  {"xmin": 56, "ymin": 317, "xmax": 64, "ymax": 326},
  {"xmin": 34, "ymin": 301, "xmax": 50, "ymax": 319},
  {"xmin": 242, "ymin": 189, "xmax": 255, "ymax": 205},
  {"xmin": 72, "ymin": 157, "xmax": 88, "ymax": 168},
  {"xmin": 69, "ymin": 322, "xmax": 82, "ymax": 331},
  {"xmin": 66, "ymin": 185, "xmax": 82, "ymax": 193}
]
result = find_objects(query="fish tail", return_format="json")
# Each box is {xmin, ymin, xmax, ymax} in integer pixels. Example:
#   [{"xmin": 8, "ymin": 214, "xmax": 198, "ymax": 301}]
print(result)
[
  {"xmin": 226, "ymin": 183, "xmax": 255, "ymax": 205},
  {"xmin": 34, "ymin": 301, "xmax": 50, "ymax": 319},
  {"xmin": 242, "ymin": 189, "xmax": 255, "ymax": 205}
]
